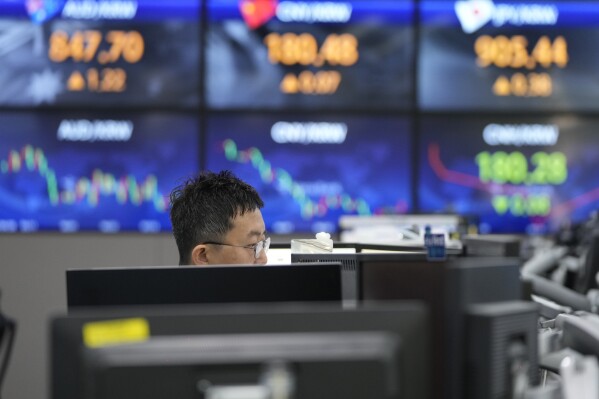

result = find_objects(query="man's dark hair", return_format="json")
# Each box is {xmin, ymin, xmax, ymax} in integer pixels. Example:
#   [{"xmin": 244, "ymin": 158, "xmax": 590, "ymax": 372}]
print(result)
[{"xmin": 169, "ymin": 170, "xmax": 264, "ymax": 265}]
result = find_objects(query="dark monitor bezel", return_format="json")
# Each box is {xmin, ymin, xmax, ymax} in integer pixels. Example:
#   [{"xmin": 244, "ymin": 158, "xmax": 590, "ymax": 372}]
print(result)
[
  {"xmin": 66, "ymin": 263, "xmax": 342, "ymax": 311},
  {"xmin": 50, "ymin": 301, "xmax": 431, "ymax": 399},
  {"xmin": 83, "ymin": 330, "xmax": 401, "ymax": 399}
]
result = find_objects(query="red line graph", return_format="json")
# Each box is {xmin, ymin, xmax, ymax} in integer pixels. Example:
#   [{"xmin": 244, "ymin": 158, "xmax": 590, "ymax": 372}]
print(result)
[
  {"xmin": 553, "ymin": 187, "xmax": 599, "ymax": 217},
  {"xmin": 428, "ymin": 142, "xmax": 599, "ymax": 217},
  {"xmin": 428, "ymin": 142, "xmax": 535, "ymax": 196}
]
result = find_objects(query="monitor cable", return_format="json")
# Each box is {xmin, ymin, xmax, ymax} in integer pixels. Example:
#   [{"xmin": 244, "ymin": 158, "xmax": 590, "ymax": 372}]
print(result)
[{"xmin": 0, "ymin": 290, "xmax": 16, "ymax": 399}]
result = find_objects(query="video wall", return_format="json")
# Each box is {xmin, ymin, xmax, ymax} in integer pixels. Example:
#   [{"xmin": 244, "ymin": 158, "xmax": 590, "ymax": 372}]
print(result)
[
  {"xmin": 0, "ymin": 111, "xmax": 198, "ymax": 232},
  {"xmin": 419, "ymin": 115, "xmax": 599, "ymax": 234},
  {"xmin": 206, "ymin": 114, "xmax": 412, "ymax": 234},
  {"xmin": 0, "ymin": 0, "xmax": 597, "ymax": 234}
]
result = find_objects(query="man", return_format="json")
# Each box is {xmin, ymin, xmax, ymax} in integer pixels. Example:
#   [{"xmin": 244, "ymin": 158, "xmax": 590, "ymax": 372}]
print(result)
[{"xmin": 169, "ymin": 170, "xmax": 269, "ymax": 265}]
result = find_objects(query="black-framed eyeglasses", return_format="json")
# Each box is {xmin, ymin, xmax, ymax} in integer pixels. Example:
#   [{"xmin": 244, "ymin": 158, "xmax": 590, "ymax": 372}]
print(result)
[{"xmin": 202, "ymin": 237, "xmax": 271, "ymax": 259}]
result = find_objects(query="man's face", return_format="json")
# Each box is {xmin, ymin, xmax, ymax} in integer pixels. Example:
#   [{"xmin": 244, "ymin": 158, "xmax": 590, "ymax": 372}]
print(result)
[{"xmin": 193, "ymin": 208, "xmax": 268, "ymax": 265}]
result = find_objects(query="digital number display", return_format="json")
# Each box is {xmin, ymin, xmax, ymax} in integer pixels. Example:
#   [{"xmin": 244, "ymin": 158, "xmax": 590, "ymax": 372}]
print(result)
[
  {"xmin": 0, "ymin": 0, "xmax": 200, "ymax": 108},
  {"xmin": 206, "ymin": 0, "xmax": 414, "ymax": 110},
  {"xmin": 205, "ymin": 114, "xmax": 412, "ymax": 233},
  {"xmin": 474, "ymin": 35, "xmax": 568, "ymax": 70},
  {"xmin": 475, "ymin": 150, "xmax": 567, "ymax": 186},
  {"xmin": 419, "ymin": 1, "xmax": 599, "ymax": 111},
  {"xmin": 49, "ymin": 30, "xmax": 145, "ymax": 64},
  {"xmin": 263, "ymin": 32, "xmax": 357, "ymax": 95},
  {"xmin": 264, "ymin": 32, "xmax": 359, "ymax": 67},
  {"xmin": 418, "ymin": 116, "xmax": 599, "ymax": 233},
  {"xmin": 474, "ymin": 34, "xmax": 566, "ymax": 97},
  {"xmin": 0, "ymin": 111, "xmax": 199, "ymax": 233}
]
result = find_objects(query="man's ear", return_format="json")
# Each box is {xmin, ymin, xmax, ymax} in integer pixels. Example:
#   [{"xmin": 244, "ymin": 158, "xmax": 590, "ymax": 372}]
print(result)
[{"xmin": 190, "ymin": 244, "xmax": 209, "ymax": 265}]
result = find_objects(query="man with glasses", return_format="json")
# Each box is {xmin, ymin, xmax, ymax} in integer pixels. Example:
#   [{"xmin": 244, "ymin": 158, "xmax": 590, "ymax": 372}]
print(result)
[{"xmin": 169, "ymin": 170, "xmax": 269, "ymax": 265}]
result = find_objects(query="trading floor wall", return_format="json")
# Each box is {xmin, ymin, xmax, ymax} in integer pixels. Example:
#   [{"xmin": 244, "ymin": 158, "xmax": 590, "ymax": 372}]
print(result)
[{"xmin": 0, "ymin": 235, "xmax": 178, "ymax": 399}]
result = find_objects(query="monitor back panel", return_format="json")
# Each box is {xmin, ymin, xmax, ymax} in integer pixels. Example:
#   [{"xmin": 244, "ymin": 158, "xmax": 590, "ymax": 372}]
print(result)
[
  {"xmin": 51, "ymin": 302, "xmax": 430, "ymax": 399},
  {"xmin": 67, "ymin": 264, "xmax": 342, "ymax": 310},
  {"xmin": 358, "ymin": 255, "xmax": 523, "ymax": 399}
]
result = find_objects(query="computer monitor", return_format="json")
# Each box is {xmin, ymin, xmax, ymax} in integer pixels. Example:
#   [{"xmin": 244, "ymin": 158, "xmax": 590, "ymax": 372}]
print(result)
[
  {"xmin": 291, "ymin": 252, "xmax": 431, "ymax": 304},
  {"xmin": 66, "ymin": 264, "xmax": 342, "ymax": 310},
  {"xmin": 50, "ymin": 302, "xmax": 431, "ymax": 399},
  {"xmin": 357, "ymin": 254, "xmax": 524, "ymax": 399},
  {"xmin": 464, "ymin": 301, "xmax": 539, "ymax": 399},
  {"xmin": 82, "ymin": 331, "xmax": 400, "ymax": 399},
  {"xmin": 291, "ymin": 247, "xmax": 463, "ymax": 304}
]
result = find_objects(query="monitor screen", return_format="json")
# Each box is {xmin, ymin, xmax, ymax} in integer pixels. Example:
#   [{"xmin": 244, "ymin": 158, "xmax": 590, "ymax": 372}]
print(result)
[
  {"xmin": 0, "ymin": 111, "xmax": 198, "ymax": 233},
  {"xmin": 419, "ymin": 0, "xmax": 599, "ymax": 111},
  {"xmin": 418, "ymin": 114, "xmax": 599, "ymax": 234},
  {"xmin": 206, "ymin": 0, "xmax": 414, "ymax": 111},
  {"xmin": 205, "ymin": 113, "xmax": 413, "ymax": 234},
  {"xmin": 66, "ymin": 263, "xmax": 343, "ymax": 309},
  {"xmin": 82, "ymin": 331, "xmax": 400, "ymax": 399},
  {"xmin": 50, "ymin": 301, "xmax": 431, "ymax": 399},
  {"xmin": 0, "ymin": 0, "xmax": 200, "ymax": 108}
]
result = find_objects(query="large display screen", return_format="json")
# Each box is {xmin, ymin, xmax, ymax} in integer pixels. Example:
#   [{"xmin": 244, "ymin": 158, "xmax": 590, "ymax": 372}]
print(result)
[
  {"xmin": 206, "ymin": 0, "xmax": 414, "ymax": 111},
  {"xmin": 419, "ymin": 0, "xmax": 599, "ymax": 111},
  {"xmin": 0, "ymin": 111, "xmax": 199, "ymax": 233},
  {"xmin": 0, "ymin": 0, "xmax": 200, "ymax": 108},
  {"xmin": 418, "ymin": 115, "xmax": 599, "ymax": 233},
  {"xmin": 3, "ymin": 0, "xmax": 598, "ymax": 235},
  {"xmin": 205, "ymin": 114, "xmax": 412, "ymax": 234}
]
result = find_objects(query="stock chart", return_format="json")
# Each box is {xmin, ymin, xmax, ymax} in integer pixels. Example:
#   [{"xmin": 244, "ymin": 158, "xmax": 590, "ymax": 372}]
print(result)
[
  {"xmin": 205, "ymin": 113, "xmax": 412, "ymax": 233},
  {"xmin": 0, "ymin": 112, "xmax": 198, "ymax": 232},
  {"xmin": 418, "ymin": 115, "xmax": 599, "ymax": 233}
]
